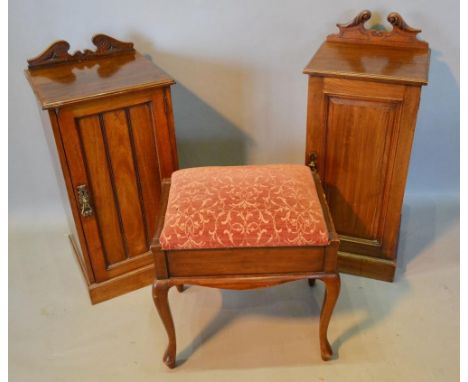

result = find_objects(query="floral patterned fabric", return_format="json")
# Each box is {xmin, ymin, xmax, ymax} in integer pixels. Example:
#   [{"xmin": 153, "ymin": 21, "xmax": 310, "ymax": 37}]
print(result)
[{"xmin": 159, "ymin": 164, "xmax": 329, "ymax": 250}]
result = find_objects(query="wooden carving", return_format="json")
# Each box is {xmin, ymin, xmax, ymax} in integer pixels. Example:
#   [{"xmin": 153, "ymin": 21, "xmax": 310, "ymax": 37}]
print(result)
[
  {"xmin": 327, "ymin": 10, "xmax": 428, "ymax": 49},
  {"xmin": 27, "ymin": 34, "xmax": 135, "ymax": 69}
]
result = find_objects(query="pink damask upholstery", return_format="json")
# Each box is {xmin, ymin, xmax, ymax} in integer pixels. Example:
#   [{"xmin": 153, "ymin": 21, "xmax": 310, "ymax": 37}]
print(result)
[{"xmin": 159, "ymin": 164, "xmax": 329, "ymax": 250}]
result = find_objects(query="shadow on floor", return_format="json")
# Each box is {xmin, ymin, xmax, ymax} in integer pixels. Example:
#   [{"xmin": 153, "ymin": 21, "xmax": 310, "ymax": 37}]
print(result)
[
  {"xmin": 397, "ymin": 194, "xmax": 459, "ymax": 278},
  {"xmin": 171, "ymin": 274, "xmax": 408, "ymax": 369},
  {"xmin": 175, "ymin": 280, "xmax": 324, "ymax": 368},
  {"xmin": 166, "ymin": 193, "xmax": 459, "ymax": 369}
]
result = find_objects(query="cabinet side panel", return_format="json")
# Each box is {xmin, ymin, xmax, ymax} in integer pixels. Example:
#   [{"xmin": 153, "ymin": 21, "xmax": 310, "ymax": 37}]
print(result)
[
  {"xmin": 129, "ymin": 104, "xmax": 162, "ymax": 244},
  {"xmin": 163, "ymin": 88, "xmax": 179, "ymax": 170},
  {"xmin": 151, "ymin": 89, "xmax": 179, "ymax": 179},
  {"xmin": 101, "ymin": 110, "xmax": 148, "ymax": 258},
  {"xmin": 381, "ymin": 85, "xmax": 422, "ymax": 258},
  {"xmin": 78, "ymin": 115, "xmax": 127, "ymax": 265},
  {"xmin": 324, "ymin": 97, "xmax": 399, "ymax": 243}
]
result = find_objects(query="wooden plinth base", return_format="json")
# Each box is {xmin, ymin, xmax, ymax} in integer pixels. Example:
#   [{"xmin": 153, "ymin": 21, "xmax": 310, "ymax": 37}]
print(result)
[
  {"xmin": 337, "ymin": 251, "xmax": 396, "ymax": 282},
  {"xmin": 68, "ymin": 234, "xmax": 154, "ymax": 304}
]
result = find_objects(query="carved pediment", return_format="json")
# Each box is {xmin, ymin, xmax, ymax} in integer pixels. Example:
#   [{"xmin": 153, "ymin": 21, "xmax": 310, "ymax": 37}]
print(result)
[
  {"xmin": 327, "ymin": 10, "xmax": 428, "ymax": 49},
  {"xmin": 27, "ymin": 34, "xmax": 135, "ymax": 69}
]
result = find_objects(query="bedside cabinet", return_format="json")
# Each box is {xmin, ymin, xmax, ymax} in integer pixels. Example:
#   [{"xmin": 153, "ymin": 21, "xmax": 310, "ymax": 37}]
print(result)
[
  {"xmin": 26, "ymin": 34, "xmax": 179, "ymax": 303},
  {"xmin": 303, "ymin": 11, "xmax": 430, "ymax": 281}
]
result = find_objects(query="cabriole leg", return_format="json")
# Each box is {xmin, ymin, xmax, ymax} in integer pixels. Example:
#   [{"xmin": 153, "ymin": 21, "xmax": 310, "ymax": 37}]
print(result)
[
  {"xmin": 153, "ymin": 280, "xmax": 176, "ymax": 368},
  {"xmin": 319, "ymin": 273, "xmax": 341, "ymax": 361}
]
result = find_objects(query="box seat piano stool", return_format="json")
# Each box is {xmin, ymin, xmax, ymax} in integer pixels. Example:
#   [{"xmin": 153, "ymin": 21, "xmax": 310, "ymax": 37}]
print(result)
[{"xmin": 151, "ymin": 164, "xmax": 341, "ymax": 368}]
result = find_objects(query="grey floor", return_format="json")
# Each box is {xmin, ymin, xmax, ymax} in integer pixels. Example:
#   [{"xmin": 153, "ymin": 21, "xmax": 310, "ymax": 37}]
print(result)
[{"xmin": 9, "ymin": 193, "xmax": 459, "ymax": 381}]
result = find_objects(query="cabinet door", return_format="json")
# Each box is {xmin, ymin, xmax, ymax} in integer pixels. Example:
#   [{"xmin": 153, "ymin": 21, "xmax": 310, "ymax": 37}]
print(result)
[
  {"xmin": 58, "ymin": 88, "xmax": 177, "ymax": 282},
  {"xmin": 306, "ymin": 78, "xmax": 420, "ymax": 261}
]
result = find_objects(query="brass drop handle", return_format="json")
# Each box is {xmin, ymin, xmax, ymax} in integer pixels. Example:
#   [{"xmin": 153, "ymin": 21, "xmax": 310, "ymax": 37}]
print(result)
[{"xmin": 77, "ymin": 184, "xmax": 93, "ymax": 217}]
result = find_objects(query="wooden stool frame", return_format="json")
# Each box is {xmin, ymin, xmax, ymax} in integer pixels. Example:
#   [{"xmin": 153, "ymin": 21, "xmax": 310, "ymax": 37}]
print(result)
[{"xmin": 151, "ymin": 170, "xmax": 340, "ymax": 368}]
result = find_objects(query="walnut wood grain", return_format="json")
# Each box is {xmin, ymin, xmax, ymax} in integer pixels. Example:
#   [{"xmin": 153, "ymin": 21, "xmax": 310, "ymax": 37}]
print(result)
[
  {"xmin": 312, "ymin": 171, "xmax": 338, "ymax": 243},
  {"xmin": 151, "ymin": 89, "xmax": 180, "ymax": 178},
  {"xmin": 89, "ymin": 263, "xmax": 154, "ymax": 304},
  {"xmin": 77, "ymin": 114, "xmax": 127, "ymax": 266},
  {"xmin": 304, "ymin": 11, "xmax": 430, "ymax": 86},
  {"xmin": 151, "ymin": 180, "xmax": 171, "ymax": 280},
  {"xmin": 326, "ymin": 10, "xmax": 428, "ymax": 49},
  {"xmin": 26, "ymin": 51, "xmax": 175, "ymax": 109},
  {"xmin": 129, "ymin": 104, "xmax": 162, "ymax": 245},
  {"xmin": 305, "ymin": 76, "xmax": 418, "ymax": 277},
  {"xmin": 324, "ymin": 97, "xmax": 398, "ymax": 241},
  {"xmin": 162, "ymin": 273, "xmax": 335, "ymax": 290},
  {"xmin": 57, "ymin": 107, "xmax": 109, "ymax": 282},
  {"xmin": 304, "ymin": 12, "xmax": 429, "ymax": 281},
  {"xmin": 319, "ymin": 273, "xmax": 341, "ymax": 360},
  {"xmin": 337, "ymin": 251, "xmax": 396, "ymax": 282},
  {"xmin": 27, "ymin": 34, "xmax": 135, "ymax": 69},
  {"xmin": 47, "ymin": 109, "xmax": 96, "ymax": 284},
  {"xmin": 167, "ymin": 247, "xmax": 326, "ymax": 277},
  {"xmin": 153, "ymin": 280, "xmax": 176, "ymax": 368},
  {"xmin": 304, "ymin": 42, "xmax": 430, "ymax": 86},
  {"xmin": 53, "ymin": 87, "xmax": 178, "ymax": 287},
  {"xmin": 102, "ymin": 109, "xmax": 148, "ymax": 258}
]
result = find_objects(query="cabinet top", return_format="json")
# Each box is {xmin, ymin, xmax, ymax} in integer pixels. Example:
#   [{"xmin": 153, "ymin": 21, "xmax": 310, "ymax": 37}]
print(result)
[
  {"xmin": 303, "ymin": 10, "xmax": 430, "ymax": 86},
  {"xmin": 25, "ymin": 34, "xmax": 175, "ymax": 109}
]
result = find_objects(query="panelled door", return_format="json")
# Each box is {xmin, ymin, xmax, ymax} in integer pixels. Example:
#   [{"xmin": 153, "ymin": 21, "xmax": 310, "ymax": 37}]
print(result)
[
  {"xmin": 58, "ymin": 88, "xmax": 177, "ymax": 282},
  {"xmin": 306, "ymin": 77, "xmax": 419, "ymax": 261}
]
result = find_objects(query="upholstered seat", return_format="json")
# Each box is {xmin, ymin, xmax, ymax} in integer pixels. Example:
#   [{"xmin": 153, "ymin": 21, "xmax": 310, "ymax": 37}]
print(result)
[{"xmin": 160, "ymin": 164, "xmax": 329, "ymax": 250}]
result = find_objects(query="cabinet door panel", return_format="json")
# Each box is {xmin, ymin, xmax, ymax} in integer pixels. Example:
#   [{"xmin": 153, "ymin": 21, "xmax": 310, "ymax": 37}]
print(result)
[
  {"xmin": 78, "ymin": 115, "xmax": 127, "ymax": 266},
  {"xmin": 324, "ymin": 97, "xmax": 399, "ymax": 242},
  {"xmin": 58, "ymin": 110, "xmax": 109, "ymax": 282},
  {"xmin": 129, "ymin": 104, "xmax": 161, "ymax": 243},
  {"xmin": 58, "ymin": 92, "xmax": 169, "ymax": 281},
  {"xmin": 101, "ymin": 109, "xmax": 148, "ymax": 258}
]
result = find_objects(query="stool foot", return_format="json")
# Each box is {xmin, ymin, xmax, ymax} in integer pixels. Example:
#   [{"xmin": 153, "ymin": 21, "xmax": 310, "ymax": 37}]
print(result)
[
  {"xmin": 319, "ymin": 273, "xmax": 340, "ymax": 361},
  {"xmin": 153, "ymin": 280, "xmax": 176, "ymax": 368},
  {"xmin": 308, "ymin": 278, "xmax": 316, "ymax": 287}
]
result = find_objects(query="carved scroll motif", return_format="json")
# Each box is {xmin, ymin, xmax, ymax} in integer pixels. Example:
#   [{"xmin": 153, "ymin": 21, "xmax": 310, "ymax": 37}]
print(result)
[
  {"xmin": 327, "ymin": 10, "xmax": 428, "ymax": 49},
  {"xmin": 338, "ymin": 9, "xmax": 372, "ymax": 29},
  {"xmin": 27, "ymin": 34, "xmax": 135, "ymax": 69}
]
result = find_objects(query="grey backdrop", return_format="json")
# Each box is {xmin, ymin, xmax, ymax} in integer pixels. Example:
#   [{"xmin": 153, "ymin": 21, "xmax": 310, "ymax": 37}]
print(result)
[{"xmin": 9, "ymin": 0, "xmax": 459, "ymax": 224}]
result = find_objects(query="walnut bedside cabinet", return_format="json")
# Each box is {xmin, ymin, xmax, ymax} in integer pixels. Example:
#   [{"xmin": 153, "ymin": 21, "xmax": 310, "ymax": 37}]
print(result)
[
  {"xmin": 26, "ymin": 35, "xmax": 179, "ymax": 304},
  {"xmin": 151, "ymin": 164, "xmax": 341, "ymax": 368},
  {"xmin": 304, "ymin": 11, "xmax": 430, "ymax": 281}
]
